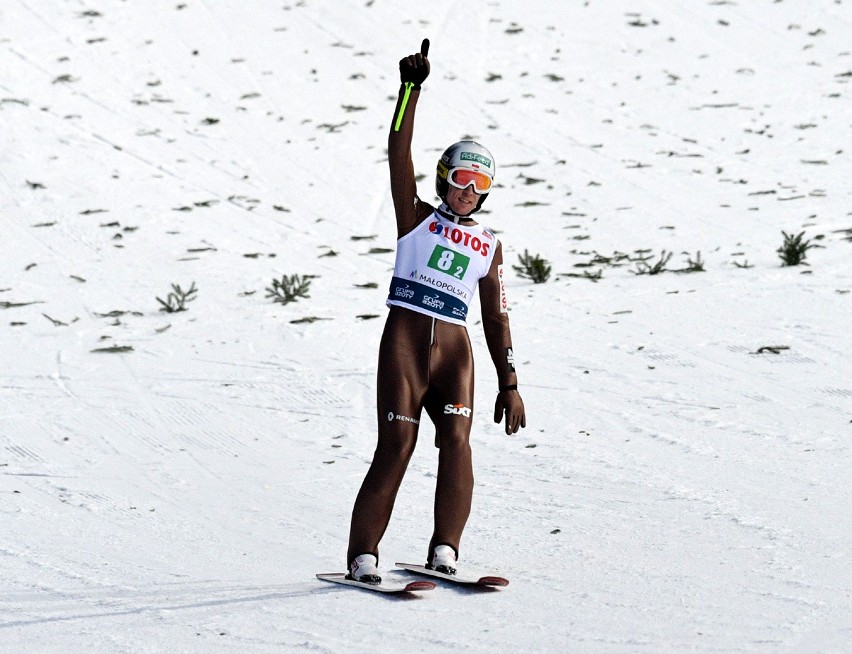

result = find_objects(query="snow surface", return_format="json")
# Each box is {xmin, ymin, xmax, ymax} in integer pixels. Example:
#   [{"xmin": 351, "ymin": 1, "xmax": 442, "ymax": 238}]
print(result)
[{"xmin": 1, "ymin": 1, "xmax": 850, "ymax": 652}]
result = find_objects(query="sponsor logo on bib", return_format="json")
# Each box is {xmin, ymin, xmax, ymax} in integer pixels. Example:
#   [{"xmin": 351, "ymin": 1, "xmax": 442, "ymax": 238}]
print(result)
[
  {"xmin": 422, "ymin": 295, "xmax": 445, "ymax": 310},
  {"xmin": 394, "ymin": 284, "xmax": 415, "ymax": 300},
  {"xmin": 428, "ymin": 222, "xmax": 490, "ymax": 257}
]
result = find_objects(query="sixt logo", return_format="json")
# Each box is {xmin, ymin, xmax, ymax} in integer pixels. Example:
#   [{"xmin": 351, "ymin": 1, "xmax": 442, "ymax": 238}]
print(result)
[
  {"xmin": 460, "ymin": 152, "xmax": 492, "ymax": 168},
  {"xmin": 444, "ymin": 403, "xmax": 472, "ymax": 417}
]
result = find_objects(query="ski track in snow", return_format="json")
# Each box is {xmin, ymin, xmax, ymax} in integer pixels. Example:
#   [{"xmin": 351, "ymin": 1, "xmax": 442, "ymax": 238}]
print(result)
[{"xmin": 1, "ymin": 1, "xmax": 850, "ymax": 652}]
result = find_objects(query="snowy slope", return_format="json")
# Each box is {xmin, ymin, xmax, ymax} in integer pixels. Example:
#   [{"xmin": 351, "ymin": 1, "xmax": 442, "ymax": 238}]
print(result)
[{"xmin": 1, "ymin": 1, "xmax": 850, "ymax": 652}]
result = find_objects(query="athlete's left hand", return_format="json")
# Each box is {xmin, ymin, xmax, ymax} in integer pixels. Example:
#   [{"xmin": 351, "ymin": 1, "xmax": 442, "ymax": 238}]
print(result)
[{"xmin": 494, "ymin": 390, "xmax": 526, "ymax": 435}]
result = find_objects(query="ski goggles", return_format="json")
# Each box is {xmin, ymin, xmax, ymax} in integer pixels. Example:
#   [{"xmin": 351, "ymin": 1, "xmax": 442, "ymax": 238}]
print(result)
[{"xmin": 445, "ymin": 167, "xmax": 493, "ymax": 194}]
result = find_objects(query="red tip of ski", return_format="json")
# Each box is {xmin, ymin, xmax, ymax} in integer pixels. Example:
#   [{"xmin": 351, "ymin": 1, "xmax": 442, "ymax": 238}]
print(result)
[
  {"xmin": 478, "ymin": 576, "xmax": 509, "ymax": 587},
  {"xmin": 405, "ymin": 580, "xmax": 438, "ymax": 591}
]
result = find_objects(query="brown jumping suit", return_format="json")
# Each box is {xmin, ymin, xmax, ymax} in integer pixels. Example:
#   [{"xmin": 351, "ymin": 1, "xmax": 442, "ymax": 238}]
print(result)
[{"xmin": 347, "ymin": 78, "xmax": 525, "ymax": 568}]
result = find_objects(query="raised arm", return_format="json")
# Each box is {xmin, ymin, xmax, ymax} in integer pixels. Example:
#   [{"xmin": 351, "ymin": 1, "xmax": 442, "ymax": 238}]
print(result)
[
  {"xmin": 388, "ymin": 39, "xmax": 432, "ymax": 238},
  {"xmin": 479, "ymin": 242, "xmax": 527, "ymax": 434}
]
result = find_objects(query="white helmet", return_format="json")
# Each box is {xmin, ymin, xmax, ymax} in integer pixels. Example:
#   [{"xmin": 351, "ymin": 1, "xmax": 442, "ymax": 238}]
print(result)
[{"xmin": 435, "ymin": 140, "xmax": 496, "ymax": 214}]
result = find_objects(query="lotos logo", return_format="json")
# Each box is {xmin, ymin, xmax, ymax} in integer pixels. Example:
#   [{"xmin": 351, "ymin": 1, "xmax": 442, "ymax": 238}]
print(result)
[
  {"xmin": 444, "ymin": 403, "xmax": 472, "ymax": 418},
  {"xmin": 460, "ymin": 152, "xmax": 492, "ymax": 168},
  {"xmin": 429, "ymin": 222, "xmax": 490, "ymax": 256},
  {"xmin": 498, "ymin": 264, "xmax": 508, "ymax": 313}
]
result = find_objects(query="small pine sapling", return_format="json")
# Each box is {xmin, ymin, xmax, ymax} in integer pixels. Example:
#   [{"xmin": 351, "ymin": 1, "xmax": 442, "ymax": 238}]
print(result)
[
  {"xmin": 633, "ymin": 250, "xmax": 672, "ymax": 275},
  {"xmin": 157, "ymin": 282, "xmax": 197, "ymax": 313},
  {"xmin": 777, "ymin": 231, "xmax": 813, "ymax": 266},
  {"xmin": 677, "ymin": 251, "xmax": 705, "ymax": 273},
  {"xmin": 266, "ymin": 274, "xmax": 312, "ymax": 304},
  {"xmin": 513, "ymin": 250, "xmax": 551, "ymax": 284}
]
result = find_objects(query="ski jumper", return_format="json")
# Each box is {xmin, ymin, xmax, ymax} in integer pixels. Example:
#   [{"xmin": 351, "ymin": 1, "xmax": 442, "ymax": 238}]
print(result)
[{"xmin": 347, "ymin": 79, "xmax": 522, "ymax": 568}]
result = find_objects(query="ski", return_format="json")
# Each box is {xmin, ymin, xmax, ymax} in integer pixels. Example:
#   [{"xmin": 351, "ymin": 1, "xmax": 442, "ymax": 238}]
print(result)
[
  {"xmin": 316, "ymin": 572, "xmax": 436, "ymax": 594},
  {"xmin": 395, "ymin": 563, "xmax": 509, "ymax": 587}
]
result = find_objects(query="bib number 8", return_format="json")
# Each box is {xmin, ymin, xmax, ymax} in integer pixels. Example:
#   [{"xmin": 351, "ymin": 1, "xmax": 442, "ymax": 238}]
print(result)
[
  {"xmin": 428, "ymin": 245, "xmax": 471, "ymax": 280},
  {"xmin": 437, "ymin": 250, "xmax": 455, "ymax": 271}
]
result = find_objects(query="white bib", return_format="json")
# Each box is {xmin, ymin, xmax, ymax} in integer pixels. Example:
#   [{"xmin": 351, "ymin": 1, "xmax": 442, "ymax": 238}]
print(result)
[{"xmin": 386, "ymin": 212, "xmax": 498, "ymax": 325}]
